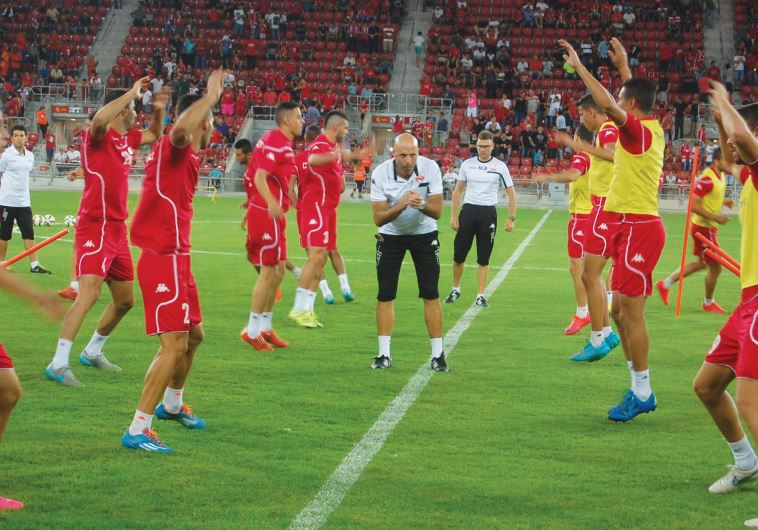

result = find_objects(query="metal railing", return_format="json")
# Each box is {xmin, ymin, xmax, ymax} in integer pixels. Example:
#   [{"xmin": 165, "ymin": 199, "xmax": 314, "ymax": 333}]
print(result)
[
  {"xmin": 26, "ymin": 84, "xmax": 106, "ymax": 105},
  {"xmin": 346, "ymin": 93, "xmax": 453, "ymax": 116}
]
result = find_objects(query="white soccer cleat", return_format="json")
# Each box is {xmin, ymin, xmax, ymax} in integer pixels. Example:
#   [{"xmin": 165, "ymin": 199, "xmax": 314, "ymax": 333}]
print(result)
[
  {"xmin": 709, "ymin": 462, "xmax": 758, "ymax": 494},
  {"xmin": 746, "ymin": 517, "xmax": 758, "ymax": 527}
]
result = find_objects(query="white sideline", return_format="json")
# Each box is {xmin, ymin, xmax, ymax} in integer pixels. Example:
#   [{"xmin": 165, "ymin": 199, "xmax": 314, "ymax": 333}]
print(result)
[{"xmin": 288, "ymin": 210, "xmax": 553, "ymax": 530}]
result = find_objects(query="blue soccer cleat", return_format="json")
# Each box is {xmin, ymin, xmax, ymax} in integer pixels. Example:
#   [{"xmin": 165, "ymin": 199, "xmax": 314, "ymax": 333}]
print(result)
[
  {"xmin": 342, "ymin": 290, "xmax": 355, "ymax": 303},
  {"xmin": 608, "ymin": 390, "xmax": 657, "ymax": 422},
  {"xmin": 324, "ymin": 293, "xmax": 335, "ymax": 305},
  {"xmin": 121, "ymin": 428, "xmax": 174, "ymax": 453},
  {"xmin": 605, "ymin": 331, "xmax": 621, "ymax": 351},
  {"xmin": 570, "ymin": 341, "xmax": 611, "ymax": 362},
  {"xmin": 155, "ymin": 403, "xmax": 206, "ymax": 429}
]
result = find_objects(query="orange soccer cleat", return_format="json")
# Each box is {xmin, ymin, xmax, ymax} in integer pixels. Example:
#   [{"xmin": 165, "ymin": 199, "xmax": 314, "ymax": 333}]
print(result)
[
  {"xmin": 58, "ymin": 286, "xmax": 78, "ymax": 300},
  {"xmin": 240, "ymin": 328, "xmax": 274, "ymax": 351},
  {"xmin": 276, "ymin": 287, "xmax": 282, "ymax": 302},
  {"xmin": 564, "ymin": 314, "xmax": 591, "ymax": 335},
  {"xmin": 655, "ymin": 280, "xmax": 670, "ymax": 306},
  {"xmin": 703, "ymin": 301, "xmax": 727, "ymax": 314},
  {"xmin": 261, "ymin": 328, "xmax": 289, "ymax": 348}
]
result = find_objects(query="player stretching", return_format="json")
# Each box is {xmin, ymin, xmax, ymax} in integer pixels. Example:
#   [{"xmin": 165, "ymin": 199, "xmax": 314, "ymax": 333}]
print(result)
[
  {"xmin": 533, "ymin": 125, "xmax": 595, "ymax": 334},
  {"xmin": 121, "ymin": 70, "xmax": 224, "ymax": 453},
  {"xmin": 241, "ymin": 102, "xmax": 303, "ymax": 351},
  {"xmin": 44, "ymin": 78, "xmax": 167, "ymax": 386},
  {"xmin": 560, "ymin": 38, "xmax": 665, "ymax": 421},
  {"xmin": 656, "ymin": 149, "xmax": 733, "ymax": 313}
]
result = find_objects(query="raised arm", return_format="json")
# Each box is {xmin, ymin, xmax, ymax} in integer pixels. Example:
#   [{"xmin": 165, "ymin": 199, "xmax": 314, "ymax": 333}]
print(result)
[
  {"xmin": 91, "ymin": 76, "xmax": 148, "ymax": 141},
  {"xmin": 140, "ymin": 88, "xmax": 170, "ymax": 145},
  {"xmin": 709, "ymin": 81, "xmax": 758, "ymax": 165},
  {"xmin": 170, "ymin": 69, "xmax": 225, "ymax": 149}
]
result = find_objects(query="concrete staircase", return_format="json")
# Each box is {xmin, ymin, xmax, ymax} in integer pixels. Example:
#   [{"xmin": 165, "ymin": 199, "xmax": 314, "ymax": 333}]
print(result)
[
  {"xmin": 703, "ymin": 0, "xmax": 735, "ymax": 75},
  {"xmin": 88, "ymin": 0, "xmax": 140, "ymax": 81},
  {"xmin": 388, "ymin": 0, "xmax": 434, "ymax": 93}
]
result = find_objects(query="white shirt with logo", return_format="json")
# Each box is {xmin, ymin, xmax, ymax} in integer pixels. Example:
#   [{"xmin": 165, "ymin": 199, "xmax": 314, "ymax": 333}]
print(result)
[
  {"xmin": 370, "ymin": 156, "xmax": 443, "ymax": 236},
  {"xmin": 0, "ymin": 147, "xmax": 34, "ymax": 207},
  {"xmin": 457, "ymin": 156, "xmax": 512, "ymax": 206}
]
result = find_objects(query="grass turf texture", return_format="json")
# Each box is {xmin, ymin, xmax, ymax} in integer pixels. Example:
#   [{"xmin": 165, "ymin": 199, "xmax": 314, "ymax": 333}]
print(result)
[{"xmin": 0, "ymin": 190, "xmax": 754, "ymax": 529}]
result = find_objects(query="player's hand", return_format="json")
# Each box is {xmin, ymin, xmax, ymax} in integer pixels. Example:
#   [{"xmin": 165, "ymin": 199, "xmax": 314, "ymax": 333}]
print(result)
[
  {"xmin": 708, "ymin": 80, "xmax": 730, "ymax": 106},
  {"xmin": 67, "ymin": 167, "xmax": 83, "ymax": 181},
  {"xmin": 714, "ymin": 214, "xmax": 729, "ymax": 225},
  {"xmin": 711, "ymin": 107, "xmax": 722, "ymax": 125},
  {"xmin": 531, "ymin": 171, "xmax": 549, "ymax": 182},
  {"xmin": 240, "ymin": 213, "xmax": 247, "ymax": 230},
  {"xmin": 399, "ymin": 192, "xmax": 415, "ymax": 208},
  {"xmin": 607, "ymin": 38, "xmax": 629, "ymax": 71},
  {"xmin": 724, "ymin": 198, "xmax": 735, "ymax": 209},
  {"xmin": 267, "ymin": 201, "xmax": 284, "ymax": 219},
  {"xmin": 206, "ymin": 69, "xmax": 225, "ymax": 101},
  {"xmin": 451, "ymin": 216, "xmax": 459, "ymax": 231},
  {"xmin": 554, "ymin": 130, "xmax": 575, "ymax": 149},
  {"xmin": 151, "ymin": 88, "xmax": 171, "ymax": 112},
  {"xmin": 504, "ymin": 218, "xmax": 515, "ymax": 232},
  {"xmin": 408, "ymin": 192, "xmax": 424, "ymax": 209},
  {"xmin": 33, "ymin": 293, "xmax": 67, "ymax": 321},
  {"xmin": 130, "ymin": 76, "xmax": 150, "ymax": 100},
  {"xmin": 557, "ymin": 39, "xmax": 581, "ymax": 70}
]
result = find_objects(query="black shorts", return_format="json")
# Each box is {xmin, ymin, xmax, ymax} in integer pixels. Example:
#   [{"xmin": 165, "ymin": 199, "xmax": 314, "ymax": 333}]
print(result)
[
  {"xmin": 355, "ymin": 180, "xmax": 365, "ymax": 192},
  {"xmin": 453, "ymin": 204, "xmax": 497, "ymax": 265},
  {"xmin": 376, "ymin": 230, "xmax": 440, "ymax": 302},
  {"xmin": 0, "ymin": 206, "xmax": 34, "ymax": 241}
]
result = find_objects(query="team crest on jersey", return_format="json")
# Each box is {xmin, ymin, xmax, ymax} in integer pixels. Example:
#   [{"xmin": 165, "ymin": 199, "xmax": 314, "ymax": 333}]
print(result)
[
  {"xmin": 155, "ymin": 283, "xmax": 170, "ymax": 293},
  {"xmin": 416, "ymin": 175, "xmax": 424, "ymax": 182}
]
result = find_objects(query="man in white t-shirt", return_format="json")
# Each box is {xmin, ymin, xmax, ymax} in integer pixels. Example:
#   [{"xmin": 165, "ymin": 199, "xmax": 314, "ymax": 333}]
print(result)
[
  {"xmin": 369, "ymin": 133, "xmax": 447, "ymax": 372},
  {"xmin": 0, "ymin": 125, "xmax": 50, "ymax": 273},
  {"xmin": 413, "ymin": 32, "xmax": 425, "ymax": 67},
  {"xmin": 734, "ymin": 54, "xmax": 746, "ymax": 86}
]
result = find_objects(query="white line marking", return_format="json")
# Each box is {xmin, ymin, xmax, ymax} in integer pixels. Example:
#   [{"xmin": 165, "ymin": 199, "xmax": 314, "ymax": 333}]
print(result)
[{"xmin": 289, "ymin": 210, "xmax": 553, "ymax": 530}]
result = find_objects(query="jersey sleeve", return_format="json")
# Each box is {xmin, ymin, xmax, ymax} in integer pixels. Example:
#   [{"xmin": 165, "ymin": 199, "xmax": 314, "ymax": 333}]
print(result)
[
  {"xmin": 0, "ymin": 151, "xmax": 8, "ymax": 173},
  {"xmin": 570, "ymin": 153, "xmax": 590, "ymax": 176},
  {"xmin": 252, "ymin": 140, "xmax": 280, "ymax": 175},
  {"xmin": 456, "ymin": 160, "xmax": 468, "ymax": 181},
  {"xmin": 426, "ymin": 161, "xmax": 443, "ymax": 195},
  {"xmin": 617, "ymin": 112, "xmax": 653, "ymax": 155},
  {"xmin": 166, "ymin": 136, "xmax": 191, "ymax": 164},
  {"xmin": 128, "ymin": 127, "xmax": 143, "ymax": 150},
  {"xmin": 369, "ymin": 167, "xmax": 385, "ymax": 201},
  {"xmin": 597, "ymin": 124, "xmax": 619, "ymax": 149},
  {"xmin": 693, "ymin": 176, "xmax": 713, "ymax": 197},
  {"xmin": 500, "ymin": 162, "xmax": 514, "ymax": 188}
]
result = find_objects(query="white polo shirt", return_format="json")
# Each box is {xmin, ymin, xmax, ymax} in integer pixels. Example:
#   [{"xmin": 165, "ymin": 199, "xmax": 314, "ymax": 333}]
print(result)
[
  {"xmin": 457, "ymin": 156, "xmax": 512, "ymax": 206},
  {"xmin": 0, "ymin": 146, "xmax": 34, "ymax": 207},
  {"xmin": 370, "ymin": 155, "xmax": 443, "ymax": 236}
]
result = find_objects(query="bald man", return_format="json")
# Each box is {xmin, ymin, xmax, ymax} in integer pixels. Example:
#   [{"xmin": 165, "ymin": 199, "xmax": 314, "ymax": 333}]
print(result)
[{"xmin": 369, "ymin": 133, "xmax": 447, "ymax": 372}]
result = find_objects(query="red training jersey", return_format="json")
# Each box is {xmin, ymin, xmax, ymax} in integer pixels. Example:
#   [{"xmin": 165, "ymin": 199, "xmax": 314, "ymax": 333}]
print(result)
[
  {"xmin": 130, "ymin": 136, "xmax": 200, "ymax": 255},
  {"xmin": 300, "ymin": 134, "xmax": 343, "ymax": 208},
  {"xmin": 293, "ymin": 150, "xmax": 310, "ymax": 209},
  {"xmin": 245, "ymin": 128, "xmax": 295, "ymax": 211},
  {"xmin": 78, "ymin": 127, "xmax": 141, "ymax": 222}
]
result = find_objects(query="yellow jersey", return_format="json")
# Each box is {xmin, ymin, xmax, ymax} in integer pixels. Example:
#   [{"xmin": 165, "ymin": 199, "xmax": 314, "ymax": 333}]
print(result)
[
  {"xmin": 739, "ymin": 166, "xmax": 758, "ymax": 290},
  {"xmin": 691, "ymin": 166, "xmax": 726, "ymax": 228},
  {"xmin": 587, "ymin": 120, "xmax": 618, "ymax": 198},
  {"xmin": 568, "ymin": 151, "xmax": 592, "ymax": 215}
]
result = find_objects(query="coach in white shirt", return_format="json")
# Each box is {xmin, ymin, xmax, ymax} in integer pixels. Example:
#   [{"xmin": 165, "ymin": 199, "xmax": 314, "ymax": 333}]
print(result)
[
  {"xmin": 369, "ymin": 133, "xmax": 448, "ymax": 372},
  {"xmin": 0, "ymin": 125, "xmax": 51, "ymax": 273},
  {"xmin": 446, "ymin": 130, "xmax": 515, "ymax": 307}
]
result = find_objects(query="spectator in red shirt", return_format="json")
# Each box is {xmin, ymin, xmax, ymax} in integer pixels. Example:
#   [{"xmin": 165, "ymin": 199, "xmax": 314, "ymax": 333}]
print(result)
[
  {"xmin": 245, "ymin": 39, "xmax": 258, "ymax": 69},
  {"xmin": 392, "ymin": 115, "xmax": 404, "ymax": 134},
  {"xmin": 263, "ymin": 87, "xmax": 278, "ymax": 106},
  {"xmin": 320, "ymin": 88, "xmax": 336, "ymax": 111}
]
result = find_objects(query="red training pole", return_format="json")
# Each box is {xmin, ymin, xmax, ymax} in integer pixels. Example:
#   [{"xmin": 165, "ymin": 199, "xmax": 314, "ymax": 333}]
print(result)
[
  {"xmin": 2, "ymin": 229, "xmax": 69, "ymax": 267},
  {"xmin": 694, "ymin": 232, "xmax": 741, "ymax": 269},
  {"xmin": 703, "ymin": 249, "xmax": 741, "ymax": 277},
  {"xmin": 675, "ymin": 146, "xmax": 701, "ymax": 317}
]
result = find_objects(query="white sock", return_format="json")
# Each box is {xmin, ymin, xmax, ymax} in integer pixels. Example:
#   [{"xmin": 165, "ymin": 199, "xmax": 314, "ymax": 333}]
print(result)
[
  {"xmin": 305, "ymin": 289, "xmax": 317, "ymax": 311},
  {"xmin": 705, "ymin": 298, "xmax": 714, "ymax": 305},
  {"xmin": 590, "ymin": 331, "xmax": 604, "ymax": 348},
  {"xmin": 163, "ymin": 387, "xmax": 183, "ymax": 414},
  {"xmin": 576, "ymin": 305, "xmax": 589, "ymax": 318},
  {"xmin": 431, "ymin": 337, "xmax": 443, "ymax": 358},
  {"xmin": 602, "ymin": 326, "xmax": 613, "ymax": 338},
  {"xmin": 728, "ymin": 436, "xmax": 758, "ymax": 471},
  {"xmin": 31, "ymin": 260, "xmax": 39, "ymax": 268},
  {"xmin": 633, "ymin": 369, "xmax": 651, "ymax": 400},
  {"xmin": 247, "ymin": 312, "xmax": 261, "ymax": 337},
  {"xmin": 52, "ymin": 338, "xmax": 73, "ymax": 369},
  {"xmin": 452, "ymin": 286, "xmax": 460, "ymax": 292},
  {"xmin": 292, "ymin": 266, "xmax": 302, "ymax": 279},
  {"xmin": 84, "ymin": 331, "xmax": 109, "ymax": 356},
  {"xmin": 293, "ymin": 288, "xmax": 307, "ymax": 312},
  {"xmin": 70, "ymin": 280, "xmax": 79, "ymax": 291},
  {"xmin": 627, "ymin": 360, "xmax": 635, "ymax": 390},
  {"xmin": 128, "ymin": 410, "xmax": 153, "ymax": 435},
  {"xmin": 477, "ymin": 292, "xmax": 485, "ymax": 298},
  {"xmin": 338, "ymin": 273, "xmax": 350, "ymax": 292},
  {"xmin": 378, "ymin": 335, "xmax": 391, "ymax": 358},
  {"xmin": 663, "ymin": 277, "xmax": 674, "ymax": 288},
  {"xmin": 260, "ymin": 312, "xmax": 273, "ymax": 332},
  {"xmin": 319, "ymin": 279, "xmax": 332, "ymax": 298}
]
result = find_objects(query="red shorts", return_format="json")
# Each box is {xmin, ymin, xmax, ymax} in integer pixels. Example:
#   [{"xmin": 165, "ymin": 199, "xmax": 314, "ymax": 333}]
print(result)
[
  {"xmin": 691, "ymin": 224, "xmax": 719, "ymax": 263},
  {"xmin": 567, "ymin": 213, "xmax": 589, "ymax": 259},
  {"xmin": 246, "ymin": 206, "xmax": 288, "ymax": 266},
  {"xmin": 608, "ymin": 214, "xmax": 666, "ymax": 297},
  {"xmin": 298, "ymin": 201, "xmax": 337, "ymax": 250},
  {"xmin": 706, "ymin": 286, "xmax": 758, "ymax": 379},
  {"xmin": 75, "ymin": 217, "xmax": 134, "ymax": 281},
  {"xmin": 137, "ymin": 252, "xmax": 202, "ymax": 336},
  {"xmin": 582, "ymin": 197, "xmax": 617, "ymax": 258},
  {"xmin": 0, "ymin": 343, "xmax": 13, "ymax": 369}
]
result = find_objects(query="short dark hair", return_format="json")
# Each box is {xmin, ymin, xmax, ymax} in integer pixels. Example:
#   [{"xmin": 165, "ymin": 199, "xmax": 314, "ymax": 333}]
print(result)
[
  {"xmin": 576, "ymin": 124, "xmax": 593, "ymax": 144},
  {"xmin": 104, "ymin": 89, "xmax": 128, "ymax": 106},
  {"xmin": 738, "ymin": 103, "xmax": 758, "ymax": 130},
  {"xmin": 578, "ymin": 93, "xmax": 601, "ymax": 111},
  {"xmin": 477, "ymin": 130, "xmax": 494, "ymax": 142},
  {"xmin": 275, "ymin": 101, "xmax": 299, "ymax": 125},
  {"xmin": 304, "ymin": 125, "xmax": 321, "ymax": 143},
  {"xmin": 621, "ymin": 78, "xmax": 656, "ymax": 114},
  {"xmin": 176, "ymin": 94, "xmax": 203, "ymax": 116},
  {"xmin": 88, "ymin": 110, "xmax": 97, "ymax": 121},
  {"xmin": 712, "ymin": 147, "xmax": 722, "ymax": 161},
  {"xmin": 234, "ymin": 138, "xmax": 253, "ymax": 153},
  {"xmin": 10, "ymin": 124, "xmax": 26, "ymax": 135},
  {"xmin": 324, "ymin": 110, "xmax": 348, "ymax": 128}
]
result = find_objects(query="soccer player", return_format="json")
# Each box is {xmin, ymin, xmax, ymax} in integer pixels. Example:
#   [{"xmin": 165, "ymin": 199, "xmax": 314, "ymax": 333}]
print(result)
[
  {"xmin": 567, "ymin": 92, "xmax": 622, "ymax": 362},
  {"xmin": 445, "ymin": 130, "xmax": 515, "ymax": 307},
  {"xmin": 0, "ymin": 125, "xmax": 51, "ymax": 274},
  {"xmin": 533, "ymin": 124, "xmax": 595, "ymax": 335},
  {"xmin": 241, "ymin": 101, "xmax": 303, "ymax": 351},
  {"xmin": 656, "ymin": 149, "xmax": 734, "ymax": 313},
  {"xmin": 0, "ymin": 267, "xmax": 64, "ymax": 509},
  {"xmin": 560, "ymin": 38, "xmax": 666, "ymax": 421},
  {"xmin": 290, "ymin": 111, "xmax": 365, "ymax": 327},
  {"xmin": 44, "ymin": 77, "xmax": 167, "ymax": 386},
  {"xmin": 121, "ymin": 69, "xmax": 225, "ymax": 454},
  {"xmin": 370, "ymin": 133, "xmax": 447, "ymax": 372},
  {"xmin": 690, "ymin": 91, "xmax": 758, "ymax": 503}
]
